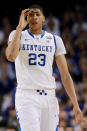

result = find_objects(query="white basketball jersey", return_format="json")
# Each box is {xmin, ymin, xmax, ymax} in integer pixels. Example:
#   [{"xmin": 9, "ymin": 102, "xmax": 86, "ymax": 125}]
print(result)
[{"xmin": 8, "ymin": 30, "xmax": 66, "ymax": 90}]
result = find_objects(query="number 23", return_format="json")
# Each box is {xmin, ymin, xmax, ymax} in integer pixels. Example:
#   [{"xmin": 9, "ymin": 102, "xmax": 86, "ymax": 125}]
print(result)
[{"xmin": 29, "ymin": 53, "xmax": 46, "ymax": 66}]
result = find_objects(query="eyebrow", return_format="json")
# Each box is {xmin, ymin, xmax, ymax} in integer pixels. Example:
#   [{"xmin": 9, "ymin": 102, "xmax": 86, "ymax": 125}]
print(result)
[{"xmin": 29, "ymin": 11, "xmax": 40, "ymax": 14}]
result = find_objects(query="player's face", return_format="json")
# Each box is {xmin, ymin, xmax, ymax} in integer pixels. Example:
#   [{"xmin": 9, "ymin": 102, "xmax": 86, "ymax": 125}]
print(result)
[{"xmin": 28, "ymin": 9, "xmax": 45, "ymax": 31}]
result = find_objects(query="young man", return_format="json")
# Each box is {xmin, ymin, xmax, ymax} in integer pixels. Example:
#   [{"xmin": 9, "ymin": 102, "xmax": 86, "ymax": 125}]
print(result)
[{"xmin": 6, "ymin": 5, "xmax": 83, "ymax": 131}]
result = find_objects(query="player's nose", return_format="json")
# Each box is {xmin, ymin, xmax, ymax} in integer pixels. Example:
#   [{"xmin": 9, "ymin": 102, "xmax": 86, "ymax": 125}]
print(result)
[{"xmin": 33, "ymin": 14, "xmax": 38, "ymax": 19}]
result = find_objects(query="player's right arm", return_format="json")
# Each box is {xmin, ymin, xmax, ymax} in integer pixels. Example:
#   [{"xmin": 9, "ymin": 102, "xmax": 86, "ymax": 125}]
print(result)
[{"xmin": 6, "ymin": 9, "xmax": 30, "ymax": 62}]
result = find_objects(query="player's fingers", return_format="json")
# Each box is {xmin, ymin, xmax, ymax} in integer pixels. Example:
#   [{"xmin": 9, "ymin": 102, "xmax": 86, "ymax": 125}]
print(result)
[
  {"xmin": 21, "ymin": 9, "xmax": 30, "ymax": 19},
  {"xmin": 22, "ymin": 9, "xmax": 30, "ymax": 14},
  {"xmin": 24, "ymin": 12, "xmax": 30, "ymax": 17}
]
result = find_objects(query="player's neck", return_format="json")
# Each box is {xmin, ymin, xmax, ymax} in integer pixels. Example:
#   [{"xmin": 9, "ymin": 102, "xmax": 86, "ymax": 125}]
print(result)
[{"xmin": 29, "ymin": 28, "xmax": 43, "ymax": 35}]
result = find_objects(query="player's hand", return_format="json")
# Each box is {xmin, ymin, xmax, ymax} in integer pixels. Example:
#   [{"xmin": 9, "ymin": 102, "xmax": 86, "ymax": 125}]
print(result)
[
  {"xmin": 18, "ymin": 9, "xmax": 30, "ymax": 30},
  {"xmin": 73, "ymin": 106, "xmax": 83, "ymax": 123}
]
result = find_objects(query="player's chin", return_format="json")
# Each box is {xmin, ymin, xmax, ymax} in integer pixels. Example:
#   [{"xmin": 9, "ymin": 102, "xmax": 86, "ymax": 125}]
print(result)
[{"xmin": 31, "ymin": 25, "xmax": 39, "ymax": 31}]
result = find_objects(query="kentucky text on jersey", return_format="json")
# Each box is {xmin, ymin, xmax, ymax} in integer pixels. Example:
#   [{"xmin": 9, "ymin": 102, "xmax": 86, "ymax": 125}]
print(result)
[
  {"xmin": 20, "ymin": 44, "xmax": 53, "ymax": 52},
  {"xmin": 8, "ymin": 30, "xmax": 66, "ymax": 89}
]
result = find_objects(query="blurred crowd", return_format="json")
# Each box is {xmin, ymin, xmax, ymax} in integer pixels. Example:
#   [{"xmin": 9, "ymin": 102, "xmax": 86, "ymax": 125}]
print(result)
[{"xmin": 0, "ymin": 5, "xmax": 87, "ymax": 131}]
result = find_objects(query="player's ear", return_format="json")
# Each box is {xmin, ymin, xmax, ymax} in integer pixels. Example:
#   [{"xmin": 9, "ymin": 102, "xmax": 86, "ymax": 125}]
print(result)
[{"xmin": 42, "ymin": 15, "xmax": 45, "ymax": 23}]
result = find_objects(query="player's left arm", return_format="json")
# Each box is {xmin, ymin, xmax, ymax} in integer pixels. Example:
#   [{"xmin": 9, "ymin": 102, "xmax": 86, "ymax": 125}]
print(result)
[{"xmin": 55, "ymin": 54, "xmax": 83, "ymax": 123}]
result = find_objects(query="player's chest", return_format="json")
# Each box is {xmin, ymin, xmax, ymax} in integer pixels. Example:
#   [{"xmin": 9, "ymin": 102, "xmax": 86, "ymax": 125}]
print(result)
[
  {"xmin": 19, "ymin": 36, "xmax": 56, "ymax": 66},
  {"xmin": 20, "ymin": 37, "xmax": 56, "ymax": 55}
]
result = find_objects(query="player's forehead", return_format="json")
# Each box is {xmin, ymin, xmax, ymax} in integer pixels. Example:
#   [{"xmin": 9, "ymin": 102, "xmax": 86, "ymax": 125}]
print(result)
[{"xmin": 29, "ymin": 8, "xmax": 42, "ymax": 14}]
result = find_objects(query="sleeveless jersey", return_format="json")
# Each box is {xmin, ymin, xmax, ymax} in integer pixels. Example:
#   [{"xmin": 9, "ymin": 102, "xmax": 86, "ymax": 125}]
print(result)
[{"xmin": 8, "ymin": 30, "xmax": 66, "ymax": 90}]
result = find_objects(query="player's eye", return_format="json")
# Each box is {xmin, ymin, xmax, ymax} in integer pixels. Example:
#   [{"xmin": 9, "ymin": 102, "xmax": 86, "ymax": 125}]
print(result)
[
  {"xmin": 29, "ymin": 13, "xmax": 40, "ymax": 17},
  {"xmin": 36, "ymin": 13, "xmax": 40, "ymax": 16}
]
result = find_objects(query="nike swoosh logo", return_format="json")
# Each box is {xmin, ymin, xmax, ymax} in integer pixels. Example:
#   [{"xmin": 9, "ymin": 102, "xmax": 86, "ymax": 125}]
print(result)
[{"xmin": 25, "ymin": 39, "xmax": 30, "ymax": 41}]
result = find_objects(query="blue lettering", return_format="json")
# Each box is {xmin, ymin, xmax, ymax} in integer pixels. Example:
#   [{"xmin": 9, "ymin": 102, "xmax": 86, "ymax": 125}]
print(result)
[
  {"xmin": 38, "ymin": 45, "xmax": 41, "ymax": 51},
  {"xmin": 27, "ymin": 44, "xmax": 29, "ymax": 50},
  {"xmin": 34, "ymin": 45, "xmax": 37, "ymax": 51},
  {"xmin": 22, "ymin": 44, "xmax": 25, "ymax": 50},
  {"xmin": 50, "ymin": 46, "xmax": 52, "ymax": 52},
  {"xmin": 46, "ymin": 46, "xmax": 49, "ymax": 52},
  {"xmin": 42, "ymin": 46, "xmax": 45, "ymax": 51},
  {"xmin": 30, "ymin": 45, "xmax": 33, "ymax": 50},
  {"xmin": 20, "ymin": 44, "xmax": 53, "ymax": 53}
]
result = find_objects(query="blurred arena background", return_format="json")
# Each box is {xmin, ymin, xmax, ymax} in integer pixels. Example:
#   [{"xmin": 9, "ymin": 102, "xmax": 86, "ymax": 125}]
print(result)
[{"xmin": 0, "ymin": 1, "xmax": 87, "ymax": 131}]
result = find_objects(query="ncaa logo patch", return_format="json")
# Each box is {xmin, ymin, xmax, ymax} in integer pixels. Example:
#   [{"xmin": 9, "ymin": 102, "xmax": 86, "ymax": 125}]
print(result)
[{"xmin": 46, "ymin": 35, "xmax": 52, "ymax": 40}]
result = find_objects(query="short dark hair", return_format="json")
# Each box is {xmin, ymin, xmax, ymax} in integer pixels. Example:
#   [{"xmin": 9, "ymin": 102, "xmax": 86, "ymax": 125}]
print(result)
[{"xmin": 29, "ymin": 4, "xmax": 44, "ymax": 15}]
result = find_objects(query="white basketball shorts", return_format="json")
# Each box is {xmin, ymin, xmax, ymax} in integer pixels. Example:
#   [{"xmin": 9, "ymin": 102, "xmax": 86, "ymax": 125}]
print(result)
[{"xmin": 15, "ymin": 88, "xmax": 59, "ymax": 131}]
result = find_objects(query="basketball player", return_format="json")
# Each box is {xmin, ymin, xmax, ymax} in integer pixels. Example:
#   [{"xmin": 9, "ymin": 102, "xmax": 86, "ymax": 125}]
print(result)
[{"xmin": 6, "ymin": 5, "xmax": 83, "ymax": 131}]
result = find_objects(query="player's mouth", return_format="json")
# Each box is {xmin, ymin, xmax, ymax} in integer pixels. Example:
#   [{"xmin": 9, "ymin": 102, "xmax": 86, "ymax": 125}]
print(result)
[{"xmin": 32, "ymin": 22, "xmax": 38, "ymax": 26}]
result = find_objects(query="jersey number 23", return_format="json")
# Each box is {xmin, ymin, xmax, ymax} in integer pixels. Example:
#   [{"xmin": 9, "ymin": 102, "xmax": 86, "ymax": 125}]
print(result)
[{"xmin": 28, "ymin": 53, "xmax": 46, "ymax": 66}]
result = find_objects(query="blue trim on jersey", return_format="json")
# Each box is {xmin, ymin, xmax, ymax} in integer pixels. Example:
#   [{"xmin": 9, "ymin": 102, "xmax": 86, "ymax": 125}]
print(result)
[
  {"xmin": 53, "ymin": 35, "xmax": 57, "ymax": 53},
  {"xmin": 27, "ymin": 29, "xmax": 45, "ymax": 38},
  {"xmin": 56, "ymin": 125, "xmax": 58, "ymax": 131},
  {"xmin": 16, "ymin": 111, "xmax": 21, "ymax": 131},
  {"xmin": 18, "ymin": 117, "xmax": 21, "ymax": 131},
  {"xmin": 41, "ymin": 30, "xmax": 45, "ymax": 38},
  {"xmin": 27, "ymin": 29, "xmax": 34, "ymax": 38}
]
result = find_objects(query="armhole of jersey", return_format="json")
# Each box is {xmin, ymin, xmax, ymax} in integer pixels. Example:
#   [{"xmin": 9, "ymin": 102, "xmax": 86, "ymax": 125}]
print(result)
[
  {"xmin": 19, "ymin": 34, "xmax": 22, "ymax": 51},
  {"xmin": 56, "ymin": 125, "xmax": 59, "ymax": 131},
  {"xmin": 53, "ymin": 35, "xmax": 57, "ymax": 54}
]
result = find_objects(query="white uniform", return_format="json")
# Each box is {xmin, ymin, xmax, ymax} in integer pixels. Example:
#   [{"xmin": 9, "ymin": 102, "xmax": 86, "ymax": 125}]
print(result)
[{"xmin": 8, "ymin": 29, "xmax": 66, "ymax": 131}]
